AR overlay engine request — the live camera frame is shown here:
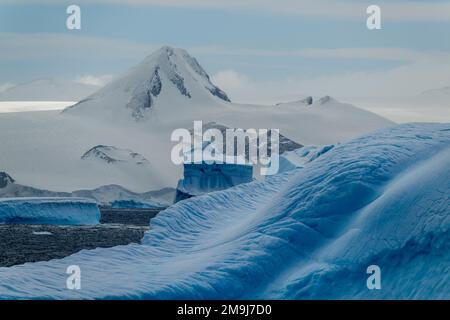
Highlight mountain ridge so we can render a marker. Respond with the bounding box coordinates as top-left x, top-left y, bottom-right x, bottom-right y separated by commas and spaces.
65, 46, 231, 121
0, 78, 100, 101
